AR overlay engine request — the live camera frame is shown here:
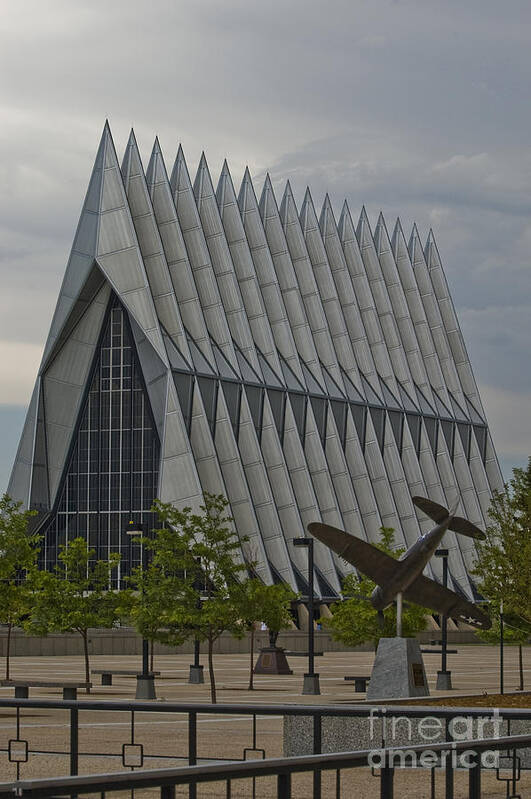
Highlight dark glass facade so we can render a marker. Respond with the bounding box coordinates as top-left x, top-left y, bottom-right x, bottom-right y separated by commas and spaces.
41, 298, 160, 586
